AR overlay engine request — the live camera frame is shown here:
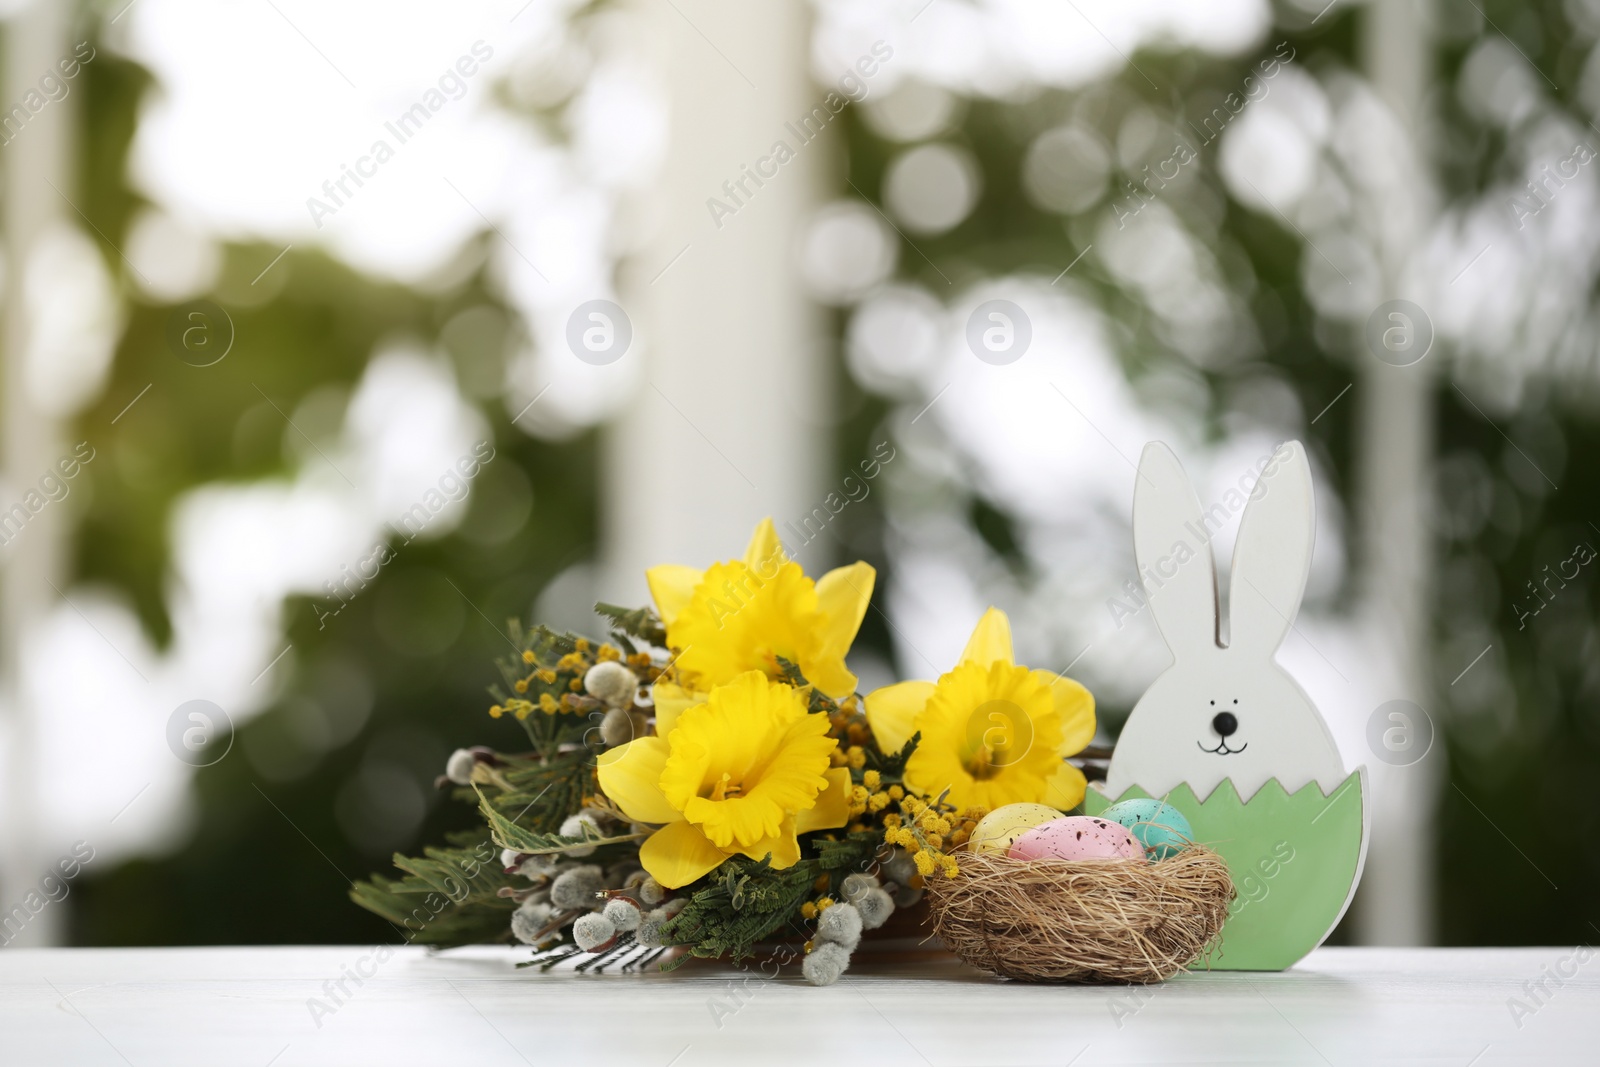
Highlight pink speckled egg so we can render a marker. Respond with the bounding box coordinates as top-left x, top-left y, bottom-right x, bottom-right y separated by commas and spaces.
1008, 816, 1144, 862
